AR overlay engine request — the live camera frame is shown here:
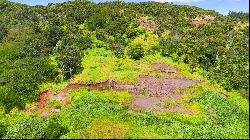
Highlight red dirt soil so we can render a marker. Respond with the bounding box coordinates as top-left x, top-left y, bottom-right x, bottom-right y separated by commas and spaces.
41, 108, 54, 117
191, 15, 215, 25
34, 89, 54, 112
139, 17, 158, 32
56, 83, 84, 105
34, 63, 202, 116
